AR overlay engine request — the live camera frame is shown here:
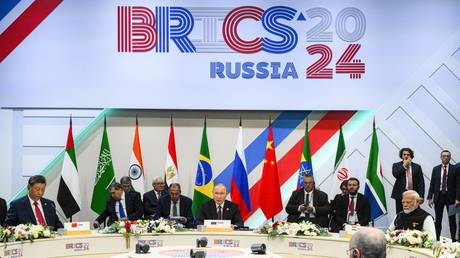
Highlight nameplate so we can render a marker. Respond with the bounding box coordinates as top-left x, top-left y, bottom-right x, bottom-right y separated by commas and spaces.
65, 222, 90, 230
204, 220, 232, 232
